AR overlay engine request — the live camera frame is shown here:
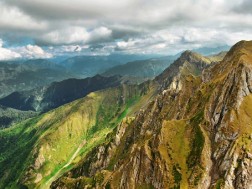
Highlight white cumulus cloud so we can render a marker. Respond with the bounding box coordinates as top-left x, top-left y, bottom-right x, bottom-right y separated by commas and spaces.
0, 39, 21, 60
20, 45, 53, 59
0, 39, 53, 60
